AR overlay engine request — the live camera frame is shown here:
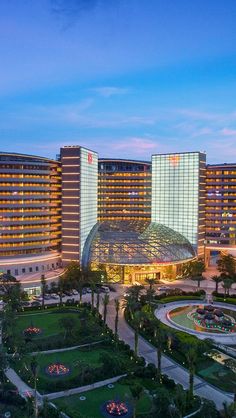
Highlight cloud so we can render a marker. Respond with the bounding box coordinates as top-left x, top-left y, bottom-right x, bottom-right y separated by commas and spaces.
113, 137, 159, 153
90, 86, 129, 98
220, 128, 236, 136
